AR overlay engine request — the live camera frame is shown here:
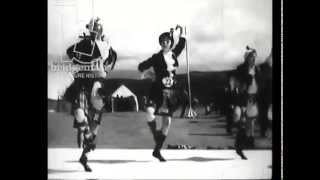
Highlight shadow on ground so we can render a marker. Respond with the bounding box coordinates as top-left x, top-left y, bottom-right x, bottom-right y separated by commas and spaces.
66, 157, 234, 164
48, 169, 82, 174
67, 159, 149, 164
168, 156, 234, 162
